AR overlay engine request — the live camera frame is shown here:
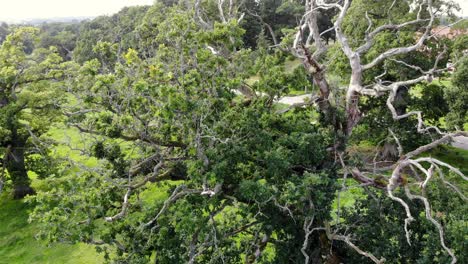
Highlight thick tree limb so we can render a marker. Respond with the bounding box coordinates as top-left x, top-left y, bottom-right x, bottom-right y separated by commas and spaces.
362, 1, 434, 70
71, 123, 186, 148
